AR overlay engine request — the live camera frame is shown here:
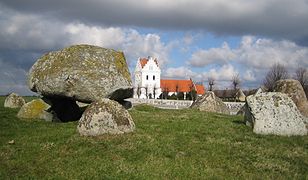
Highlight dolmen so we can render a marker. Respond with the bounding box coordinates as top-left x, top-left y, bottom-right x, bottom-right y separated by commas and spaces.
22, 44, 135, 136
